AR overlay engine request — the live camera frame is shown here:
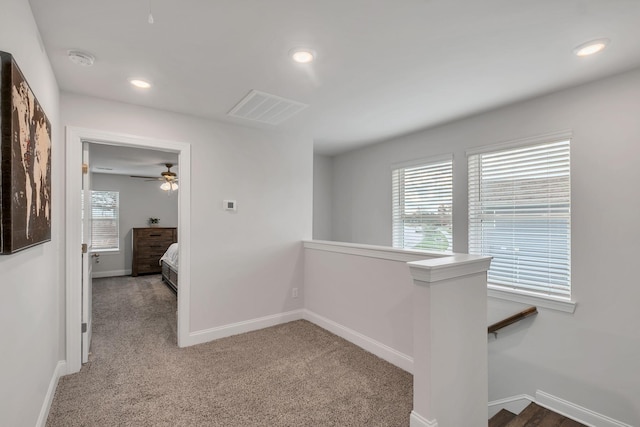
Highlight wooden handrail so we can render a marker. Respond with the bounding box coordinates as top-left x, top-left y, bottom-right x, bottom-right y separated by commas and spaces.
488, 306, 537, 335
